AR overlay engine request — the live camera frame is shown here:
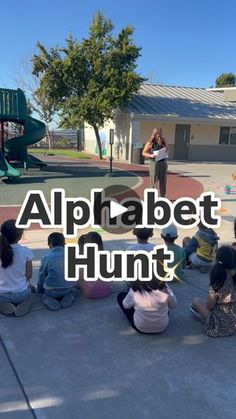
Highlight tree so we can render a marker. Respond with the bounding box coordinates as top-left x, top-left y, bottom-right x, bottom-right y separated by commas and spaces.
215, 72, 236, 87
32, 12, 145, 159
13, 57, 57, 149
